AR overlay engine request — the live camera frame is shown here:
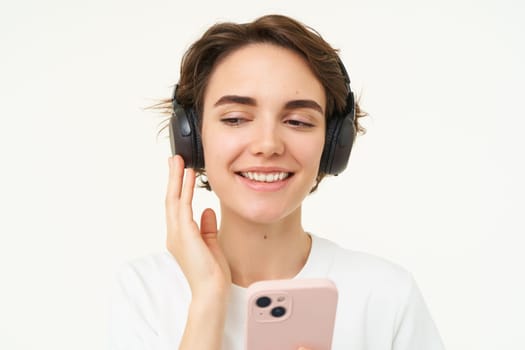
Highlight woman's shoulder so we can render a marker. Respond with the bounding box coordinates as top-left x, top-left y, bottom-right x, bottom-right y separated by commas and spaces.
113, 251, 190, 298
310, 235, 445, 349
116, 251, 178, 277
310, 234, 415, 296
